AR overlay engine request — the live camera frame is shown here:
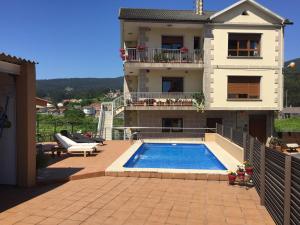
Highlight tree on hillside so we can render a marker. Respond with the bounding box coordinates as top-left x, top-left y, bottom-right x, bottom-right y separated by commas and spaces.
64, 109, 85, 132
